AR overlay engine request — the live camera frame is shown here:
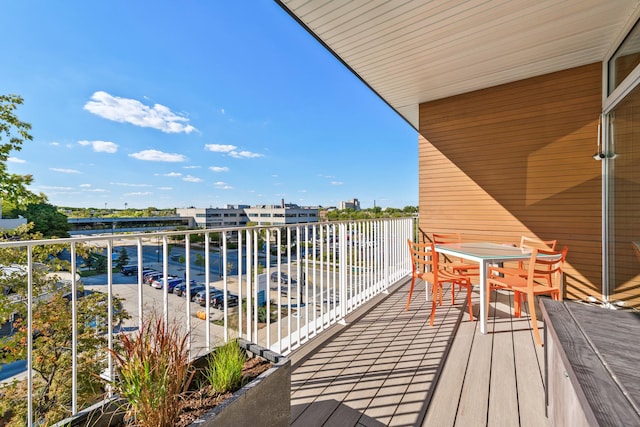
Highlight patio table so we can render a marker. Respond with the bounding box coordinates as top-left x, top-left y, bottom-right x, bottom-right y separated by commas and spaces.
435, 242, 550, 334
